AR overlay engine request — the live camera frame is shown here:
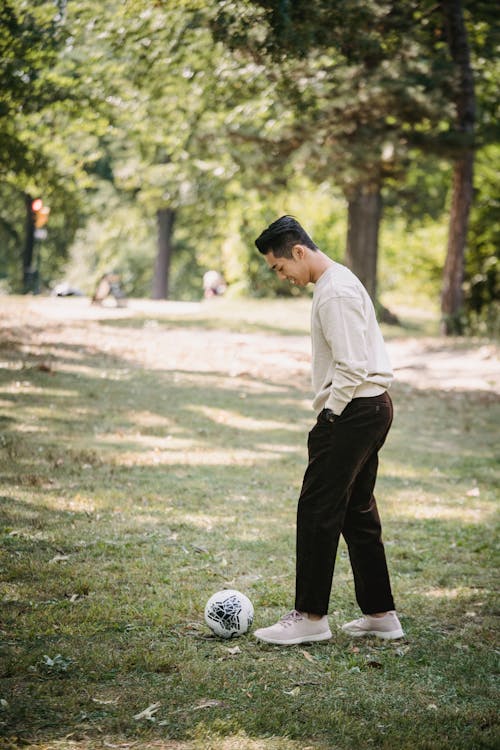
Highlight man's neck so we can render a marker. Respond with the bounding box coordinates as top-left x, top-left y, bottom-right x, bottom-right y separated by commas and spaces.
310, 251, 334, 284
